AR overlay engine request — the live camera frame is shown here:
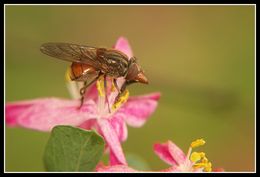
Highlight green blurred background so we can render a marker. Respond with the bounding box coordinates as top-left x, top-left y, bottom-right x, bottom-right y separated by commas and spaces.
5, 5, 255, 172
